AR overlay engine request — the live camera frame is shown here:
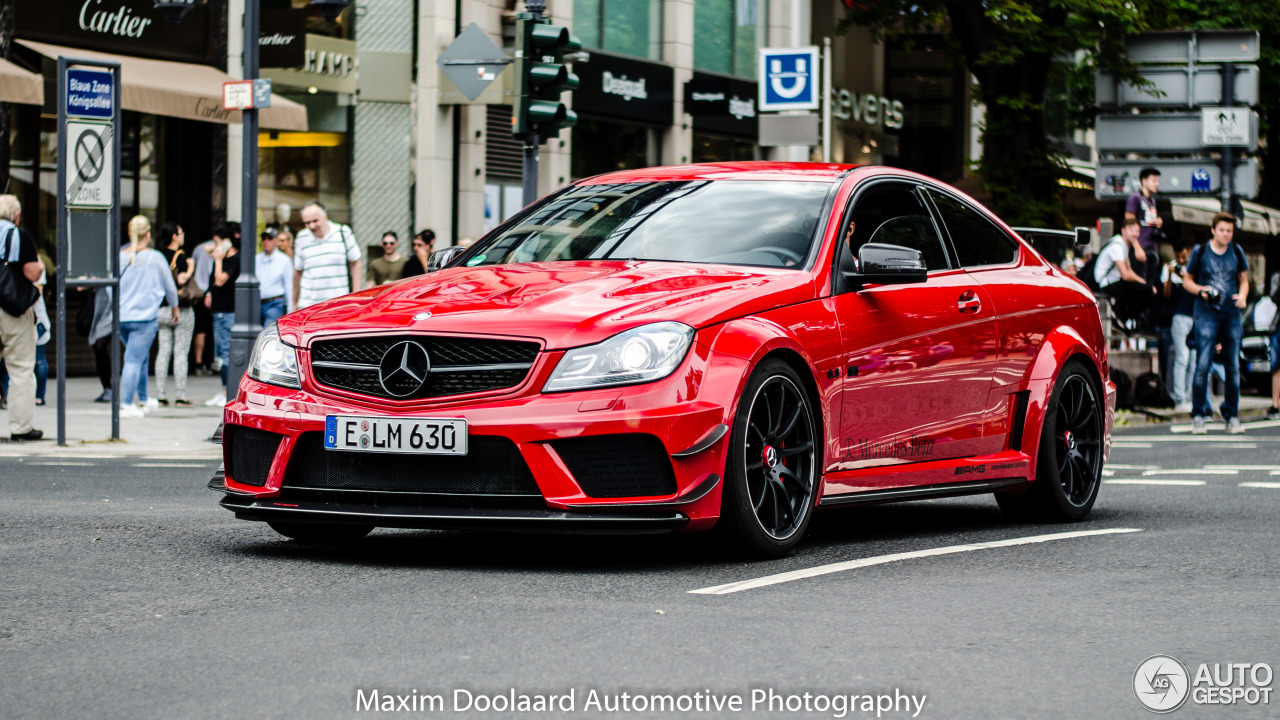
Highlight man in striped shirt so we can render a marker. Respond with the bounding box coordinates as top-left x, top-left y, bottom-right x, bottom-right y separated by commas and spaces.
292, 201, 363, 309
